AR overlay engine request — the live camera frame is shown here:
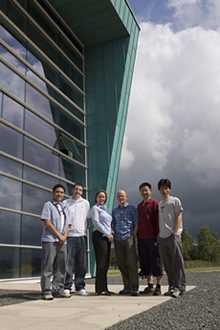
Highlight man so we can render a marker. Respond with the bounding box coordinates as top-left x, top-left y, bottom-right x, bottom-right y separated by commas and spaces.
137, 182, 163, 295
158, 178, 186, 298
64, 183, 90, 295
112, 190, 139, 296
40, 184, 71, 300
